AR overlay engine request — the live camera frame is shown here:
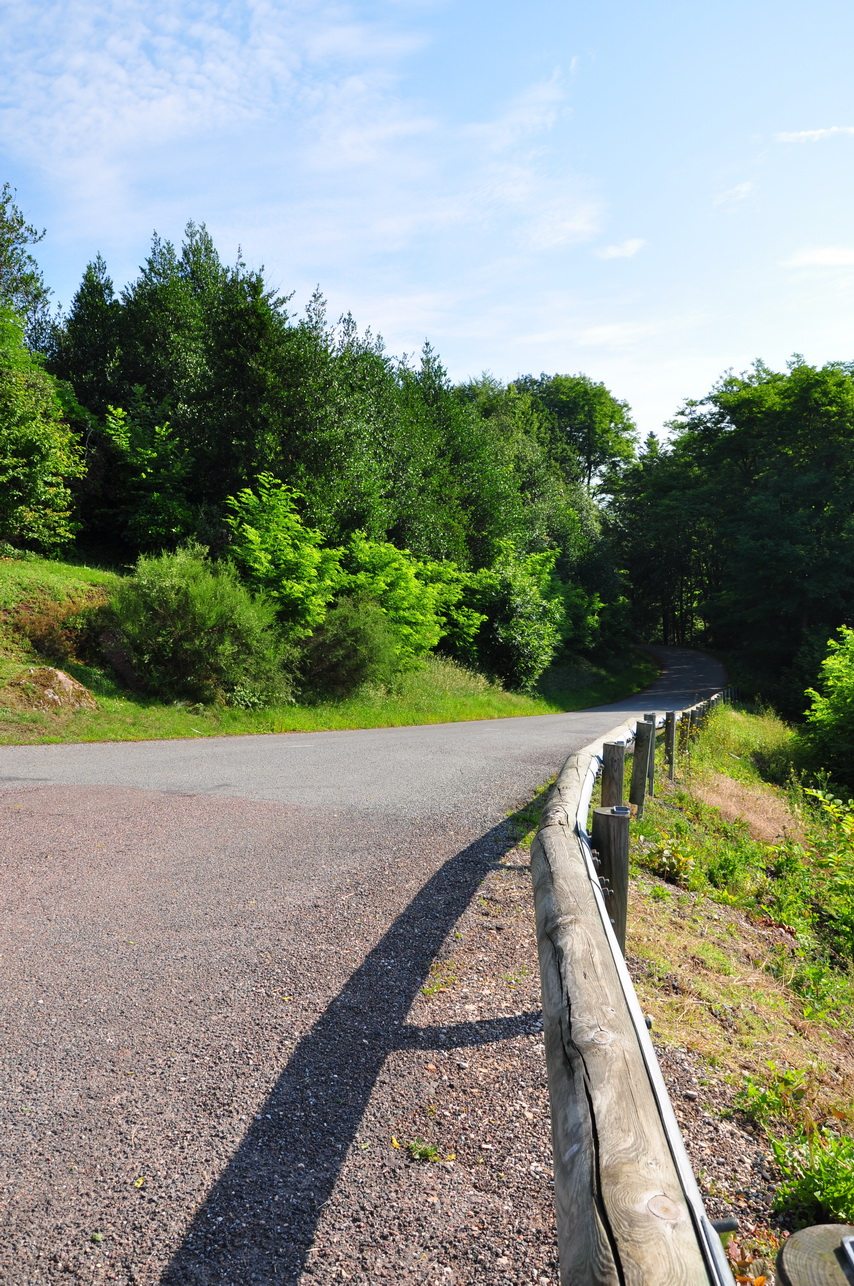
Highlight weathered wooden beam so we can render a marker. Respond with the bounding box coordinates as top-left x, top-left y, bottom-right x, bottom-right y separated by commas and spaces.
665, 711, 677, 782
532, 812, 713, 1285
643, 715, 655, 792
